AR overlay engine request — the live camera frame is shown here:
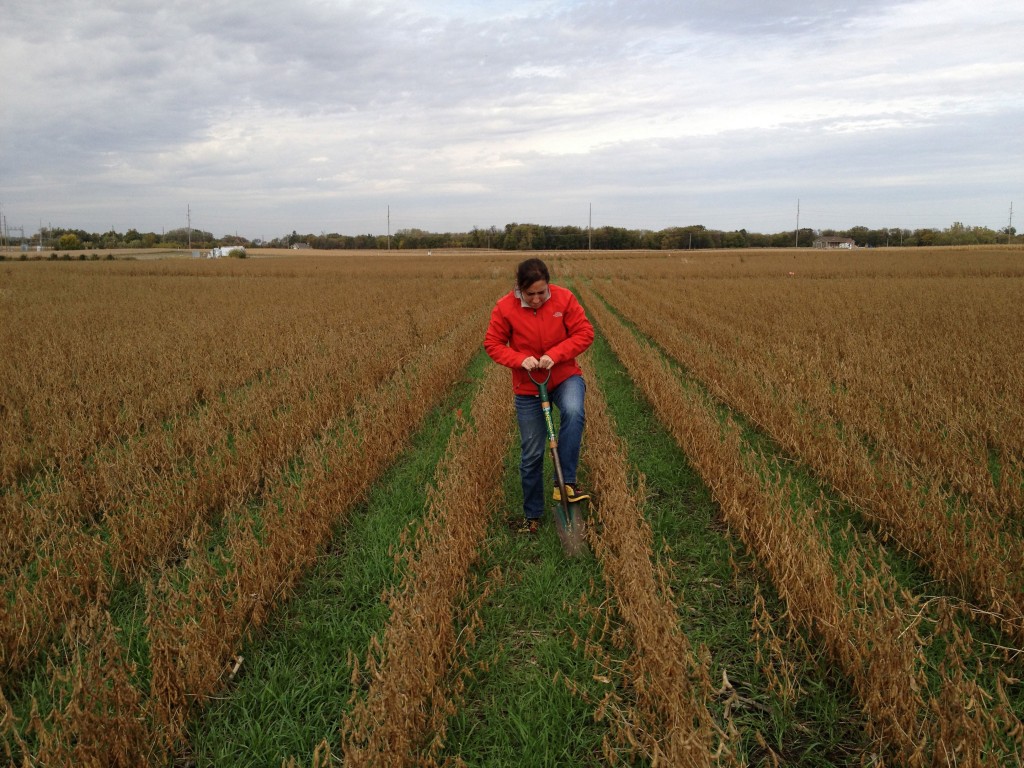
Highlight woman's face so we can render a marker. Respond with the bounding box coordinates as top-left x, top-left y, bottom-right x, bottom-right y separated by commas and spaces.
522, 280, 548, 310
